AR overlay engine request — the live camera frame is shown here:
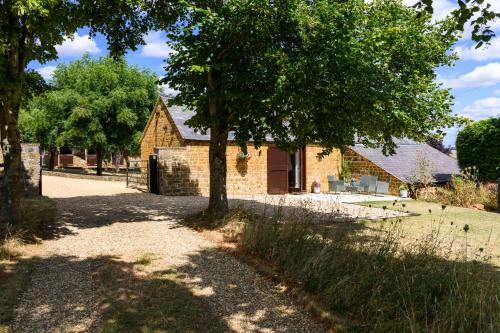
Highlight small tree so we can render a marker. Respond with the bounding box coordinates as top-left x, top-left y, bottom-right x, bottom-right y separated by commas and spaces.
409, 152, 436, 199
456, 118, 500, 180
53, 55, 158, 175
